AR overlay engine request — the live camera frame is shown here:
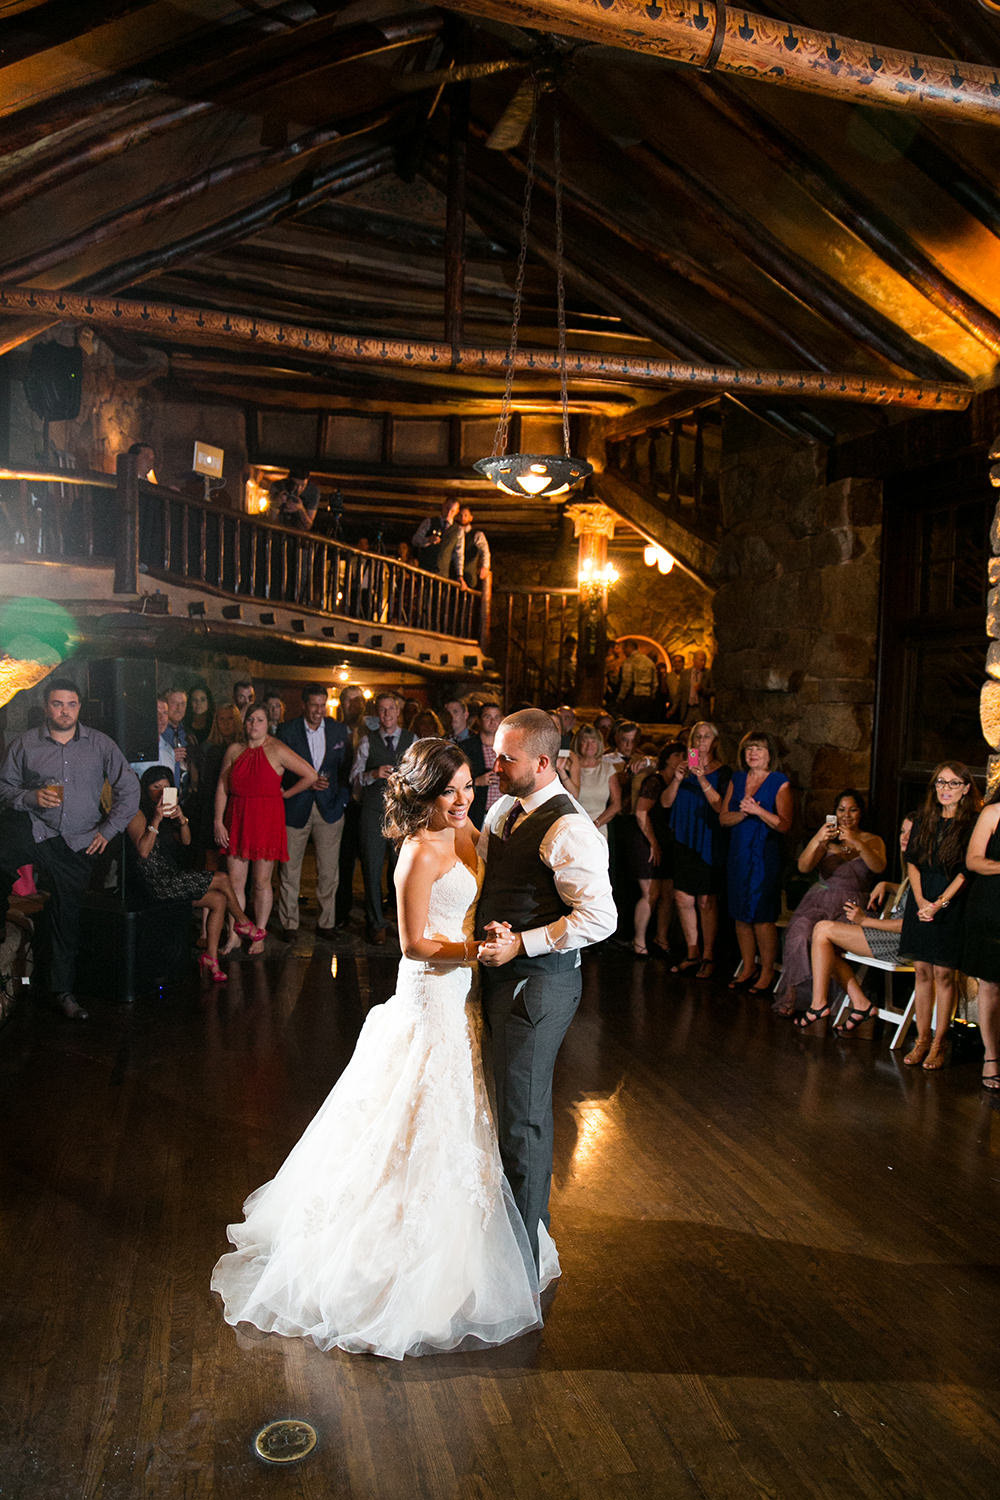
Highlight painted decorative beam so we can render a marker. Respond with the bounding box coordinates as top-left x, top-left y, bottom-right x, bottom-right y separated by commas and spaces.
0, 284, 970, 410
444, 0, 1000, 126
